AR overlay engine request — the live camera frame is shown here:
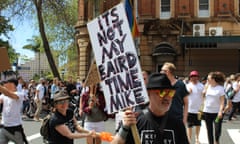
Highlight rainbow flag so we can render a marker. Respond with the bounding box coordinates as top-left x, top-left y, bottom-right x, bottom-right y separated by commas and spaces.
124, 0, 140, 38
